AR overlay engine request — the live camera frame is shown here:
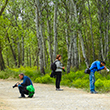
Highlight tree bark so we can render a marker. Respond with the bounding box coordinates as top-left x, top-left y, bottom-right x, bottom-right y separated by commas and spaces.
6, 33, 17, 66
46, 6, 53, 64
35, 0, 45, 74
71, 0, 89, 67
87, 0, 95, 61
0, 0, 8, 16
67, 2, 74, 73
97, 0, 105, 61
53, 0, 58, 61
0, 40, 5, 71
